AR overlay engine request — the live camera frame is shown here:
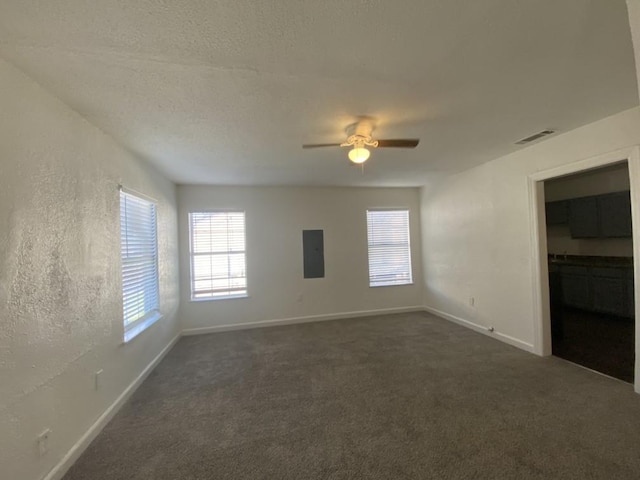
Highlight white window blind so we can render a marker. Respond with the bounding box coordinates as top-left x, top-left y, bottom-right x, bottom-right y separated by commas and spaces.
366, 209, 413, 287
120, 190, 160, 342
189, 211, 247, 300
